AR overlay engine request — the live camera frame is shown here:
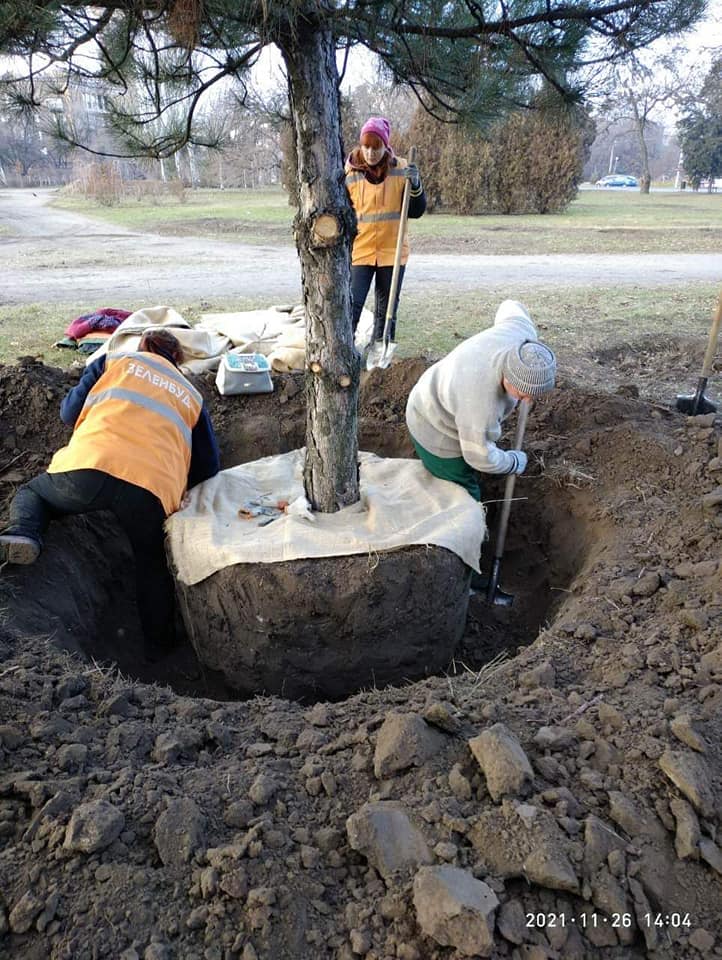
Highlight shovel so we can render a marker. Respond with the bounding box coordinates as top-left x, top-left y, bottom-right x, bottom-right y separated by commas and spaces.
484, 399, 531, 606
676, 291, 722, 415
367, 146, 417, 372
